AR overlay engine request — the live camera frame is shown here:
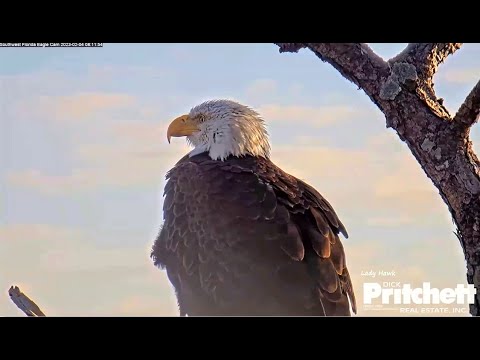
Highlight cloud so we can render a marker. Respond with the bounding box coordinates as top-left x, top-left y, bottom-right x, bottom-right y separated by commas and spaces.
6, 116, 191, 194
110, 121, 168, 147
7, 112, 449, 230
288, 83, 305, 97
245, 79, 278, 100
0, 224, 177, 316
6, 124, 448, 224
271, 144, 368, 182
87, 64, 168, 80
437, 67, 480, 84
7, 169, 93, 194
5, 70, 370, 197
166, 46, 196, 62
7, 144, 188, 194
30, 92, 137, 122
270, 134, 449, 228
113, 295, 177, 316
57, 92, 135, 120
366, 216, 414, 227
4, 65, 178, 130
258, 104, 361, 127
0, 70, 79, 98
